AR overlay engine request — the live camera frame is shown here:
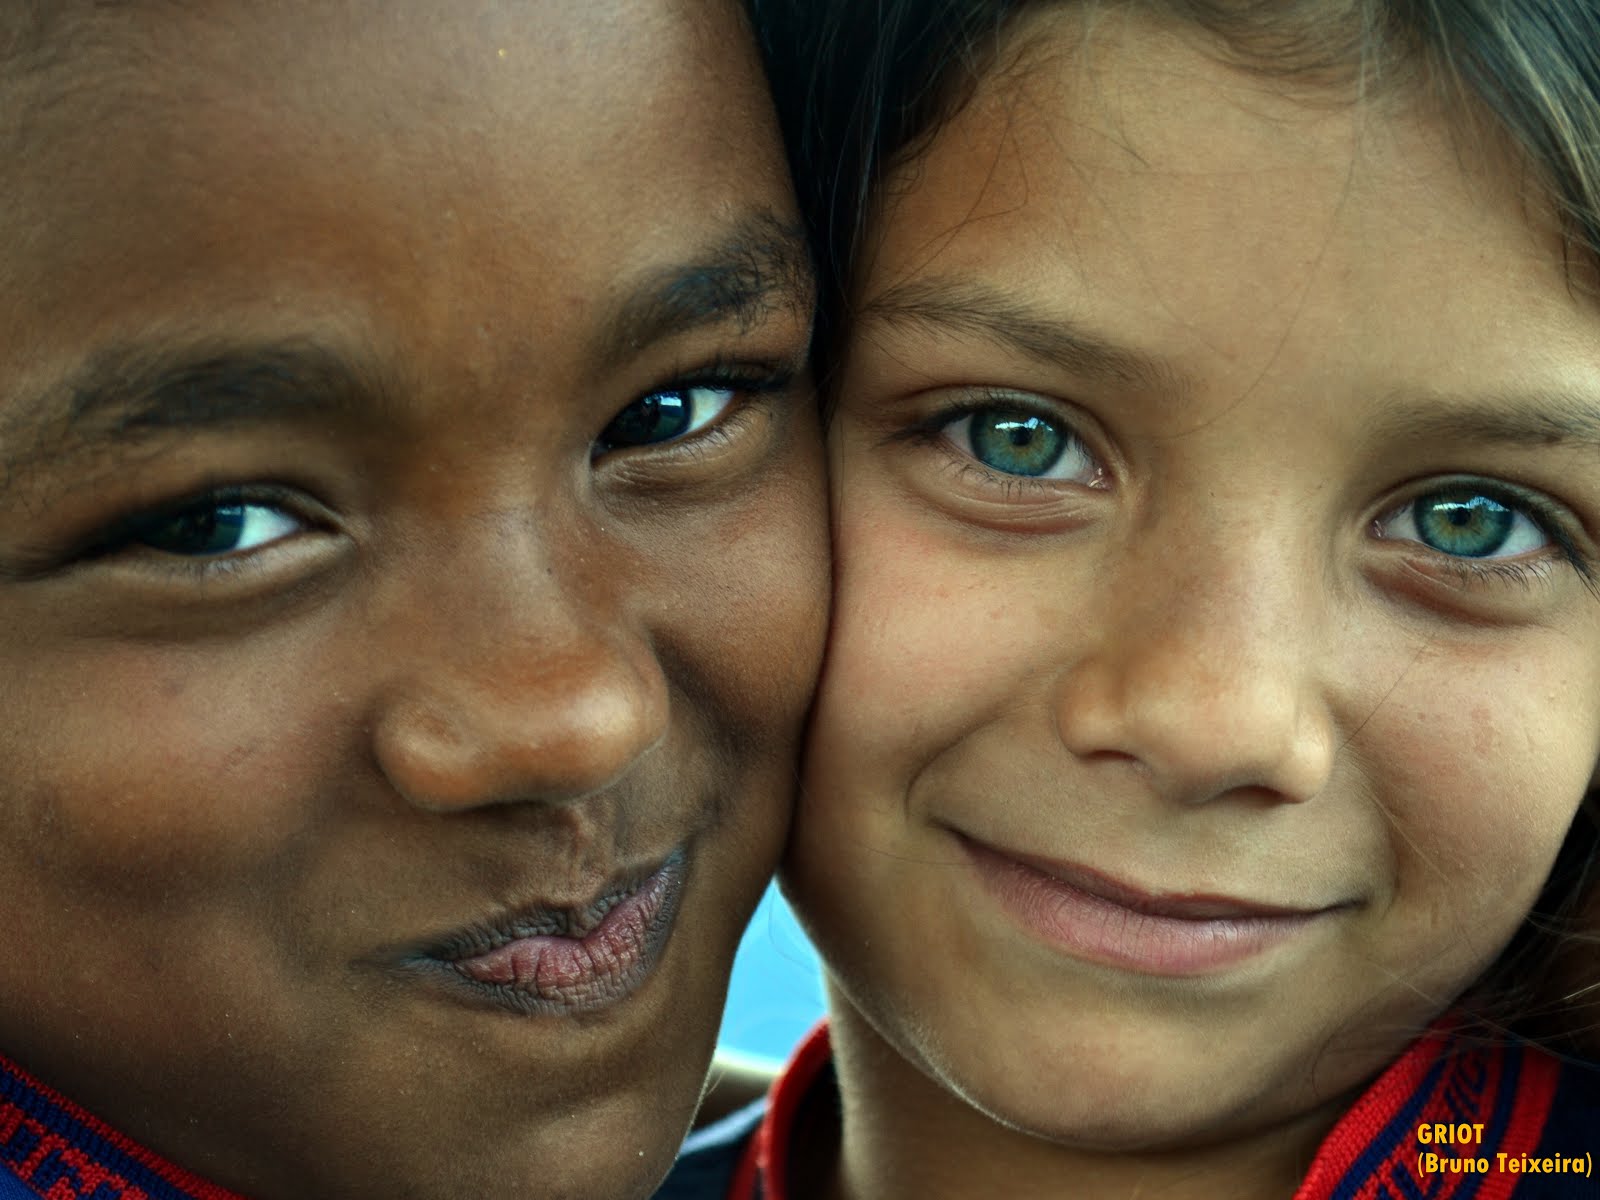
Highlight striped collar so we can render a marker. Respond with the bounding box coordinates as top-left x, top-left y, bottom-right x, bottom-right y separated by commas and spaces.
0, 1050, 247, 1200
731, 1020, 1563, 1200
